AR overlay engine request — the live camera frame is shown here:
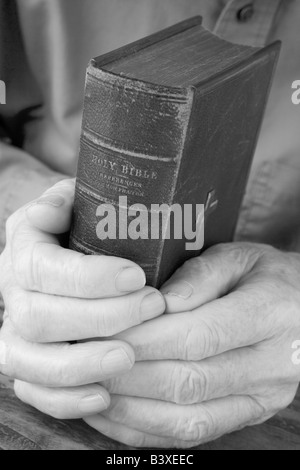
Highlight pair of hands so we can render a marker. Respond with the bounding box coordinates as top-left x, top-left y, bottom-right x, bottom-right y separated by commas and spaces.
0, 179, 299, 448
